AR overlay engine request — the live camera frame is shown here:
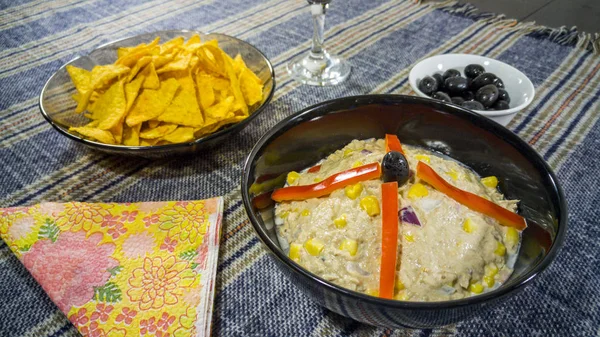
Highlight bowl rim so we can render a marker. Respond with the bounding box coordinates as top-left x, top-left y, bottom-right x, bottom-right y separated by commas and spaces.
408, 53, 535, 116
242, 94, 567, 310
38, 29, 275, 153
